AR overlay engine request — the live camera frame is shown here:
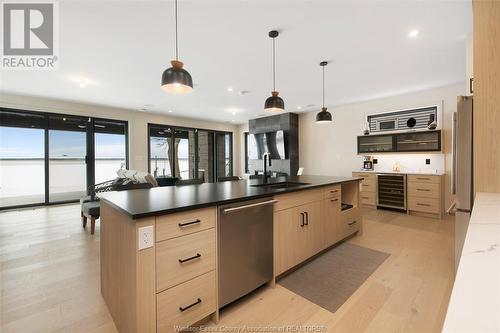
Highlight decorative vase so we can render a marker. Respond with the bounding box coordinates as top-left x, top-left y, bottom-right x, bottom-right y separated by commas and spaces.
427, 114, 437, 130
363, 122, 370, 135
